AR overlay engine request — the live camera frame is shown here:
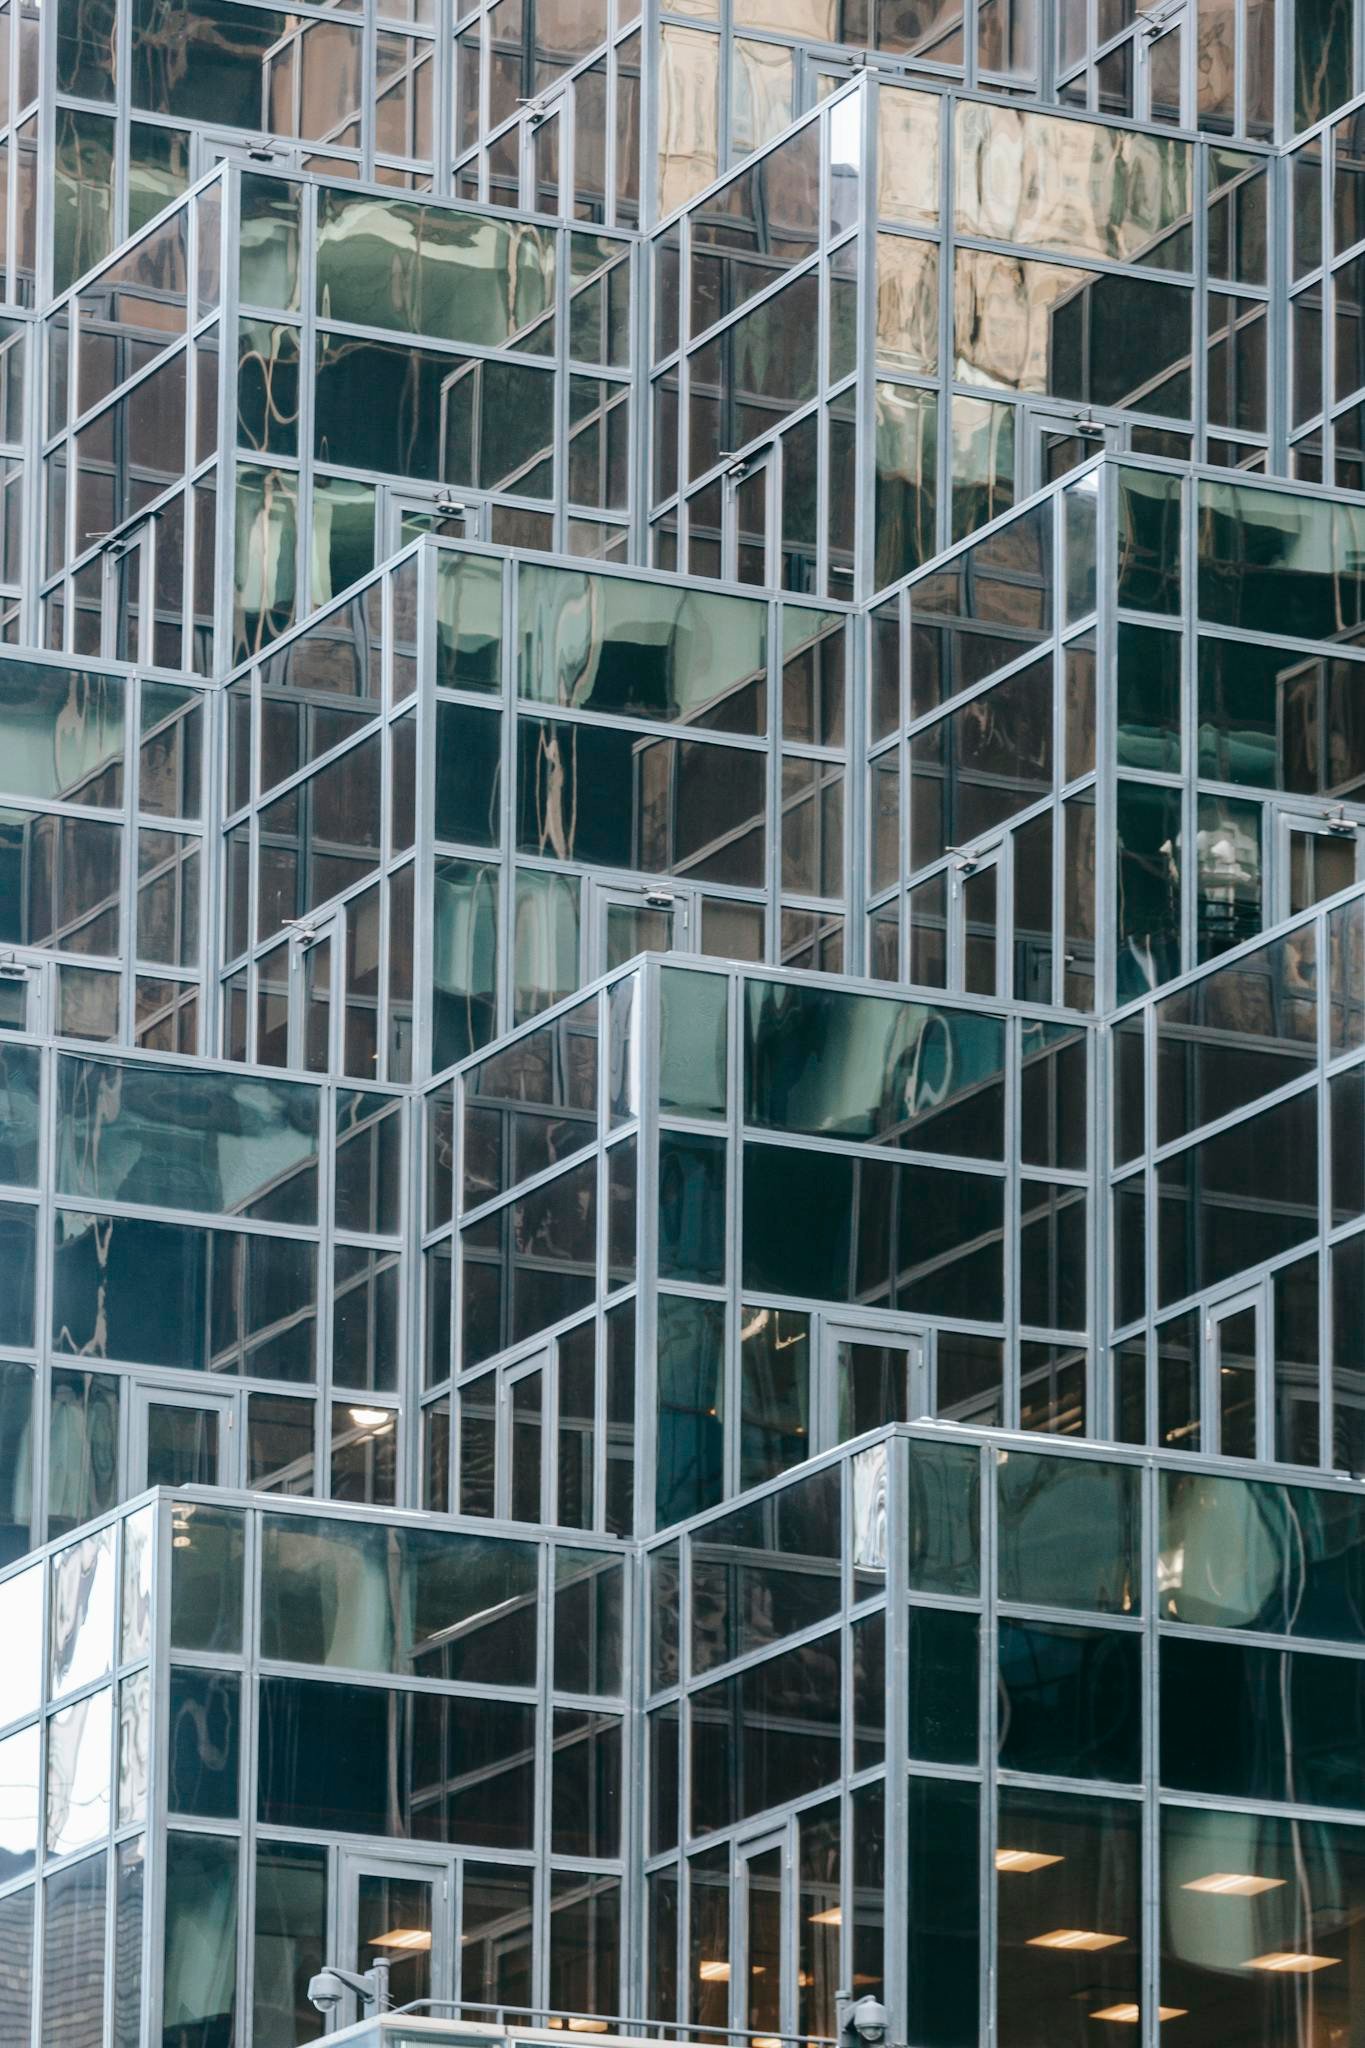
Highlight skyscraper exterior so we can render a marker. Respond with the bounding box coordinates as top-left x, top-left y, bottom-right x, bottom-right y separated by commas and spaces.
3, 0, 1365, 2042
